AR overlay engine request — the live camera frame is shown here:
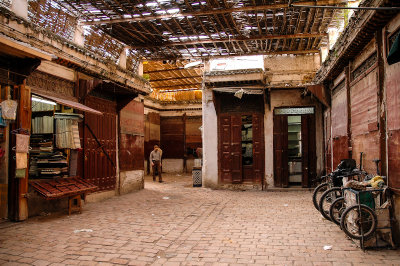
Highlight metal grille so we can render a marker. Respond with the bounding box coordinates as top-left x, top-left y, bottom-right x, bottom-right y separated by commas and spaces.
274, 107, 314, 115
0, 0, 12, 8
351, 53, 377, 81
192, 168, 202, 187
